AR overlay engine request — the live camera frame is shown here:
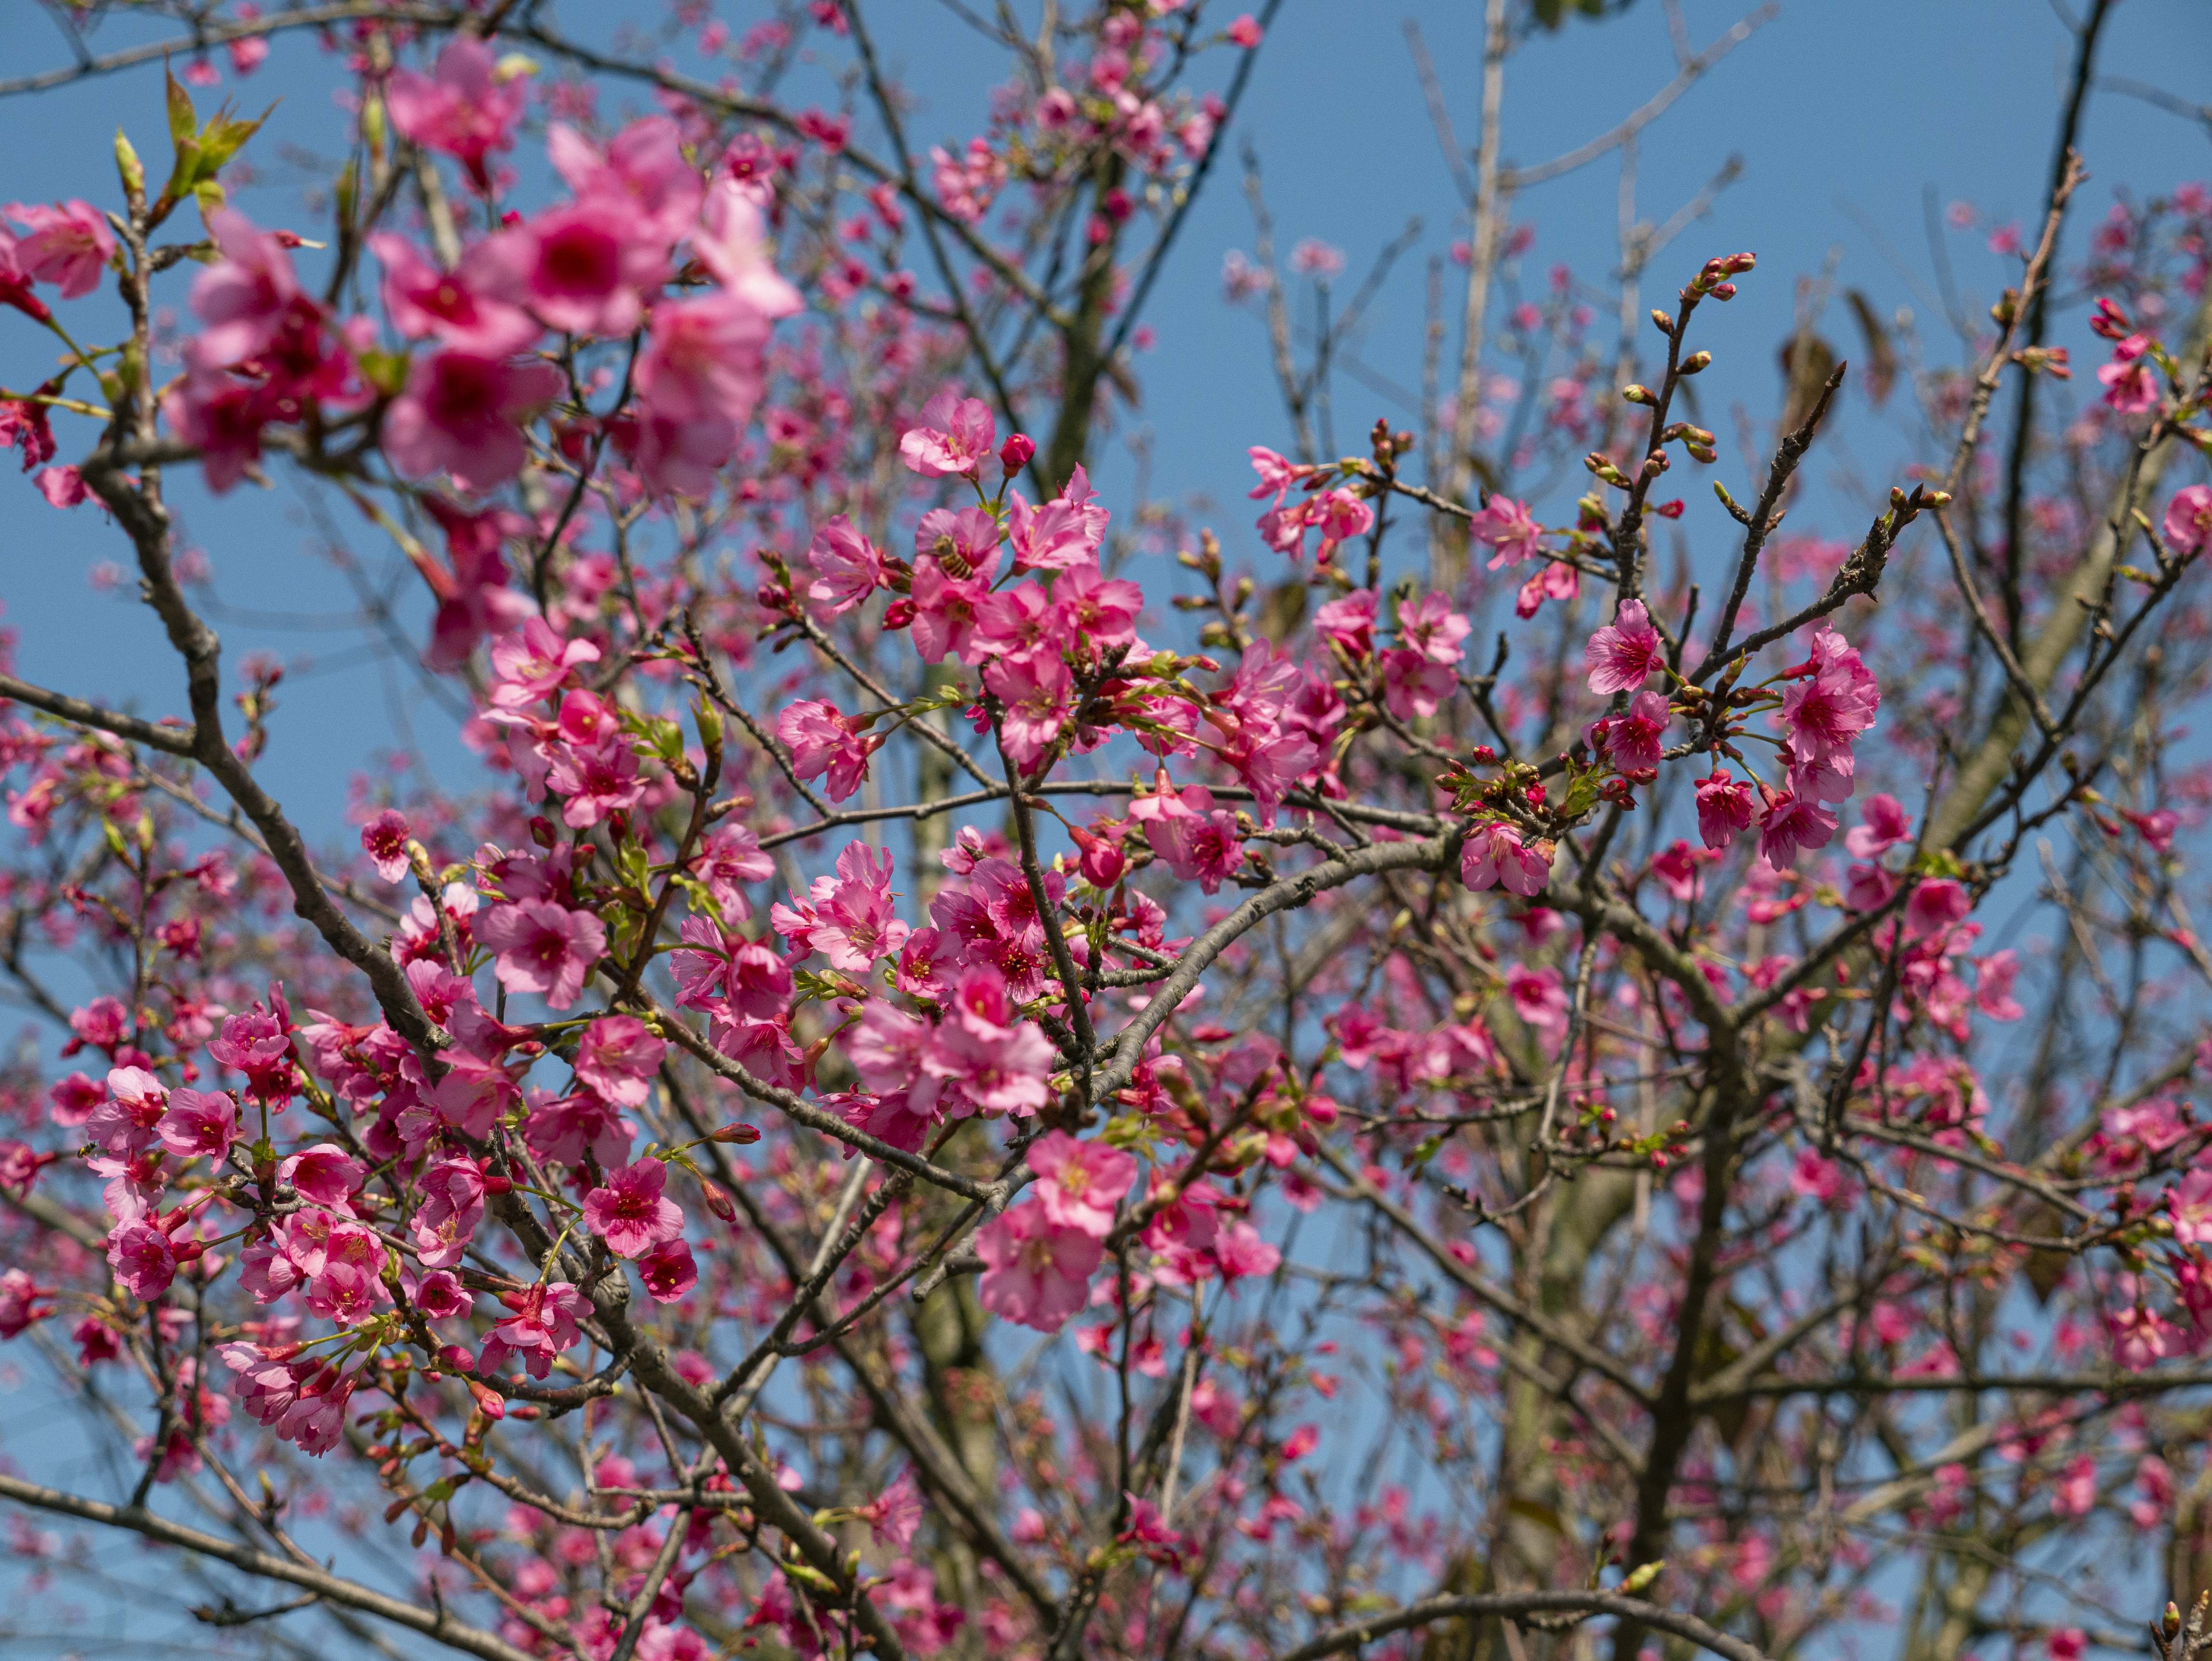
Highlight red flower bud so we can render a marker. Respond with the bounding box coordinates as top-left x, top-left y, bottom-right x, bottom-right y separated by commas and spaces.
1000, 433, 1035, 475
